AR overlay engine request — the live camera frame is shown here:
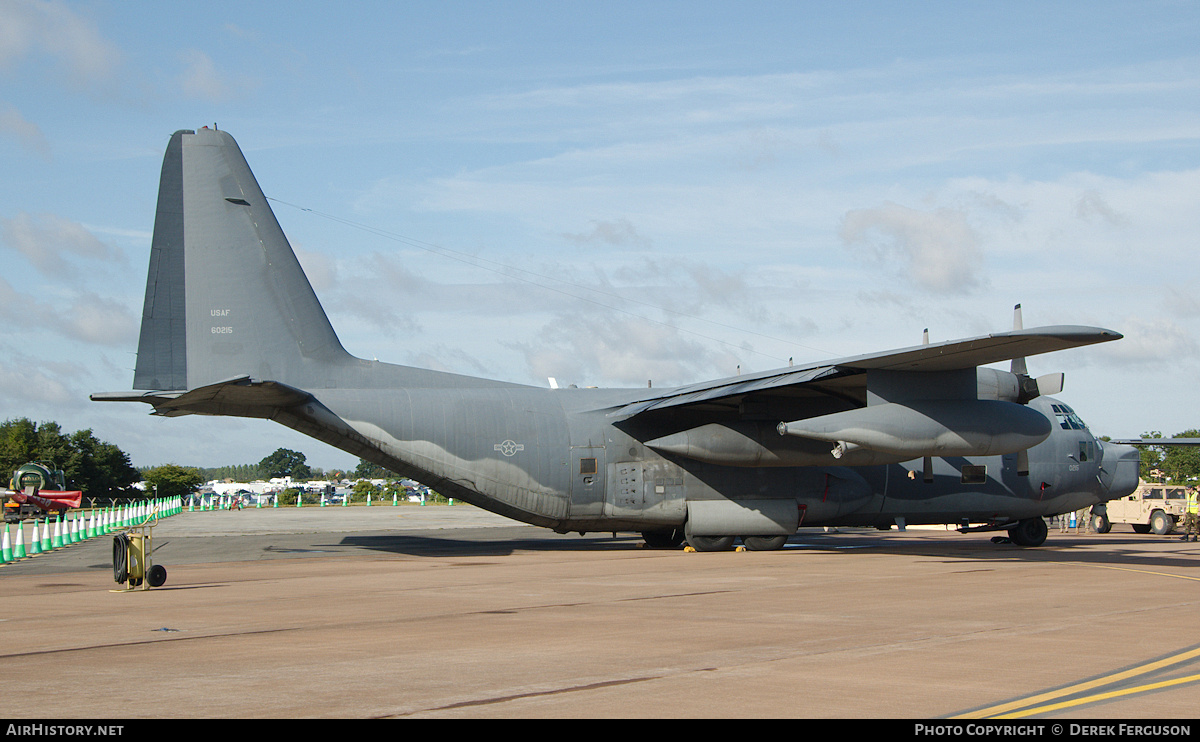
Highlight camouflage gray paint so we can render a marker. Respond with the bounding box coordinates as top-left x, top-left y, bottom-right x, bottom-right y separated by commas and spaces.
93, 128, 1141, 549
